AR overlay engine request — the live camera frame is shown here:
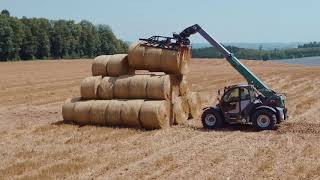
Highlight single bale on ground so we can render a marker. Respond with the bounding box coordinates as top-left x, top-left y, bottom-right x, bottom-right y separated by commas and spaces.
128, 75, 149, 98
105, 100, 124, 126
173, 96, 189, 125
80, 76, 102, 100
128, 42, 145, 69
90, 100, 110, 126
186, 92, 201, 119
114, 76, 131, 98
146, 75, 171, 100
92, 55, 110, 76
98, 76, 117, 99
62, 97, 81, 122
121, 100, 144, 128
140, 100, 170, 130
73, 100, 93, 125
107, 54, 133, 77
